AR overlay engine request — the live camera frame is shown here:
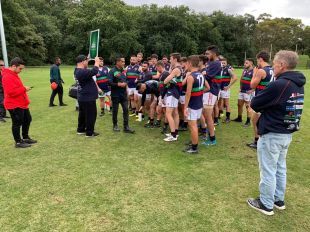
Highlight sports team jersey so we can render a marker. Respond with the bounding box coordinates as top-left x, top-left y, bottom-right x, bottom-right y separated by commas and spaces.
166, 66, 181, 99
149, 65, 158, 77
180, 68, 187, 96
174, 66, 183, 95
159, 71, 169, 98
240, 68, 254, 93
138, 71, 153, 83
126, 64, 140, 88
189, 71, 204, 110
255, 66, 273, 95
96, 66, 110, 92
141, 80, 160, 106
164, 63, 171, 72
220, 66, 232, 90
205, 60, 222, 96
